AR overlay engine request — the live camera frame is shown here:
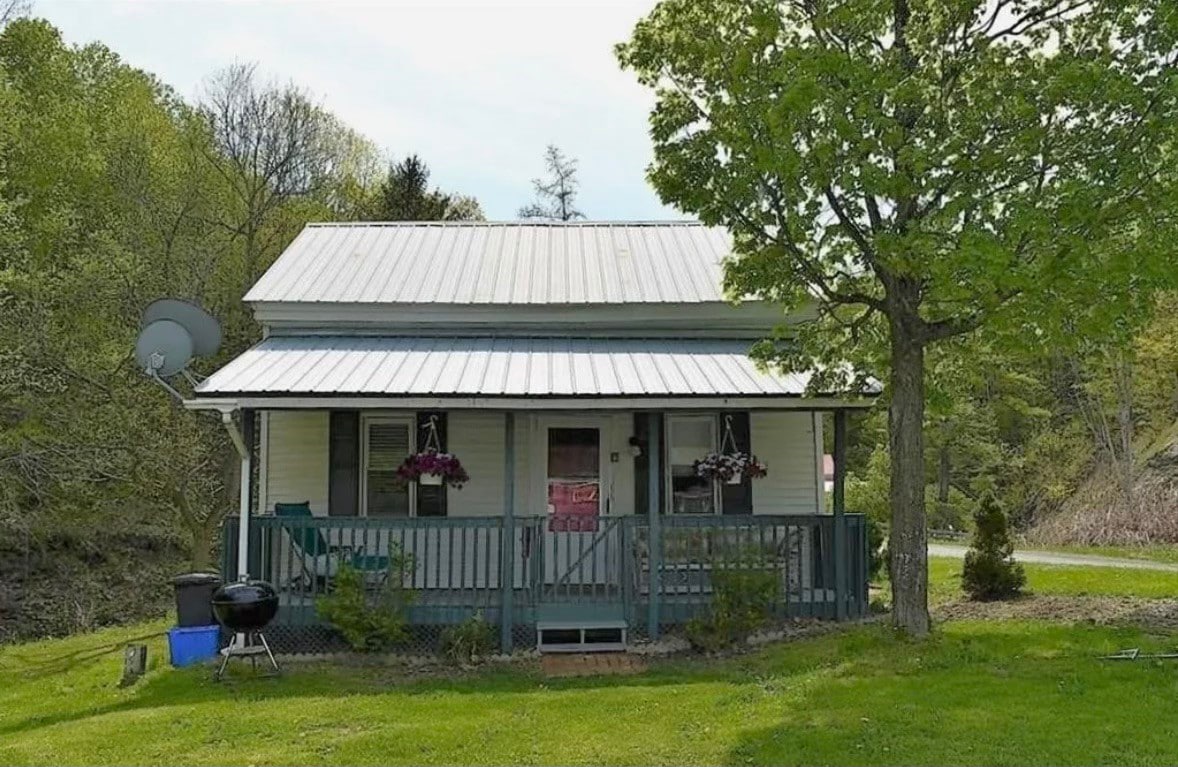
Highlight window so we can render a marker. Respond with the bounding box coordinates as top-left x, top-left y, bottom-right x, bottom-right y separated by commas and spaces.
362, 416, 413, 517
666, 414, 717, 514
